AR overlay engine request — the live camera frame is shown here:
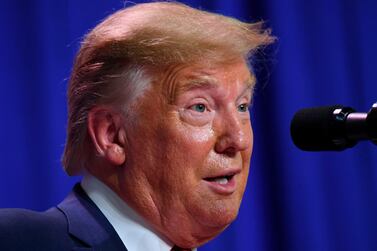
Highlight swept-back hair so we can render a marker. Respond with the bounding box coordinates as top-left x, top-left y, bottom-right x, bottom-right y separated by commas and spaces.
63, 1, 274, 175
